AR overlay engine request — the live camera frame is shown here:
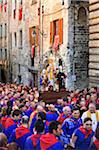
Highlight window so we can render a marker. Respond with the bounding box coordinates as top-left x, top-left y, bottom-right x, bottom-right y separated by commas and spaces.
18, 64, 20, 73
13, 10, 16, 19
19, 30, 22, 47
19, 6, 22, 20
15, 0, 17, 8
14, 32, 17, 46
13, 0, 17, 19
0, 49, 2, 59
0, 25, 3, 38
5, 23, 7, 37
31, 58, 34, 66
50, 18, 63, 45
18, 64, 22, 83
10, 33, 12, 49
29, 26, 39, 46
5, 49, 7, 59
20, 0, 22, 5
78, 7, 87, 25
18, 75, 22, 84
4, 0, 7, 12
19, 0, 23, 21
53, 20, 59, 36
